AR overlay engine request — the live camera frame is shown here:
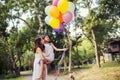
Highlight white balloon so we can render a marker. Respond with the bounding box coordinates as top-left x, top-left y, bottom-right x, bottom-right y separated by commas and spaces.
68, 2, 75, 12
45, 16, 51, 25
45, 6, 51, 15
